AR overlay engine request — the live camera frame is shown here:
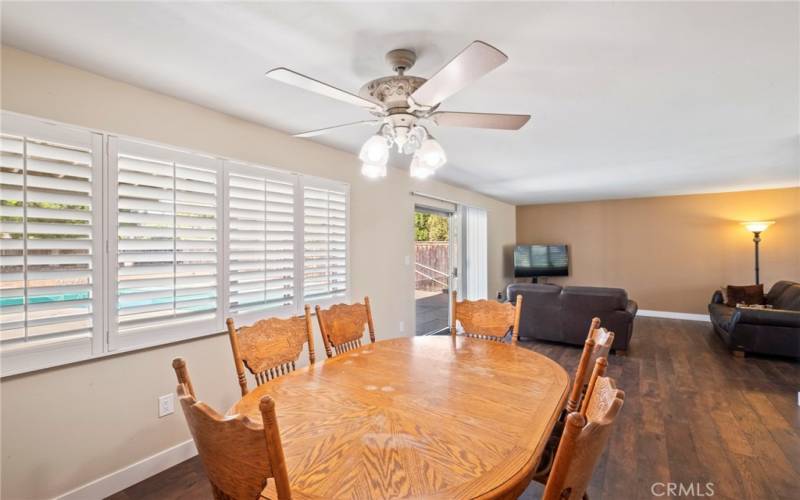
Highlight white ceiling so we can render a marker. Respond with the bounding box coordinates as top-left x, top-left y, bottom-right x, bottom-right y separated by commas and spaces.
2, 1, 798, 204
